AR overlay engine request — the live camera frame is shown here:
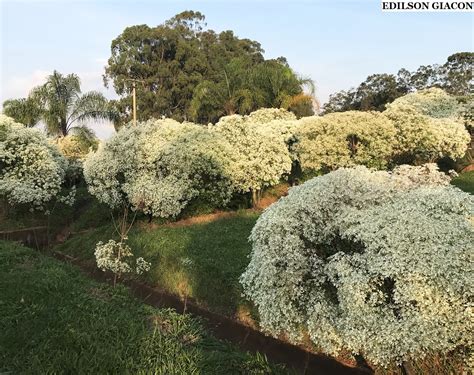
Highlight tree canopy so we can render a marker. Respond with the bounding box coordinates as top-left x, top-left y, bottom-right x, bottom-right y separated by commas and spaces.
104, 11, 314, 126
